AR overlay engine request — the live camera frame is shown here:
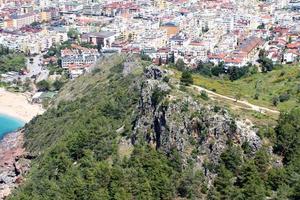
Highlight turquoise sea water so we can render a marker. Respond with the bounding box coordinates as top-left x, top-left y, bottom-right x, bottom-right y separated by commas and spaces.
0, 114, 24, 140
